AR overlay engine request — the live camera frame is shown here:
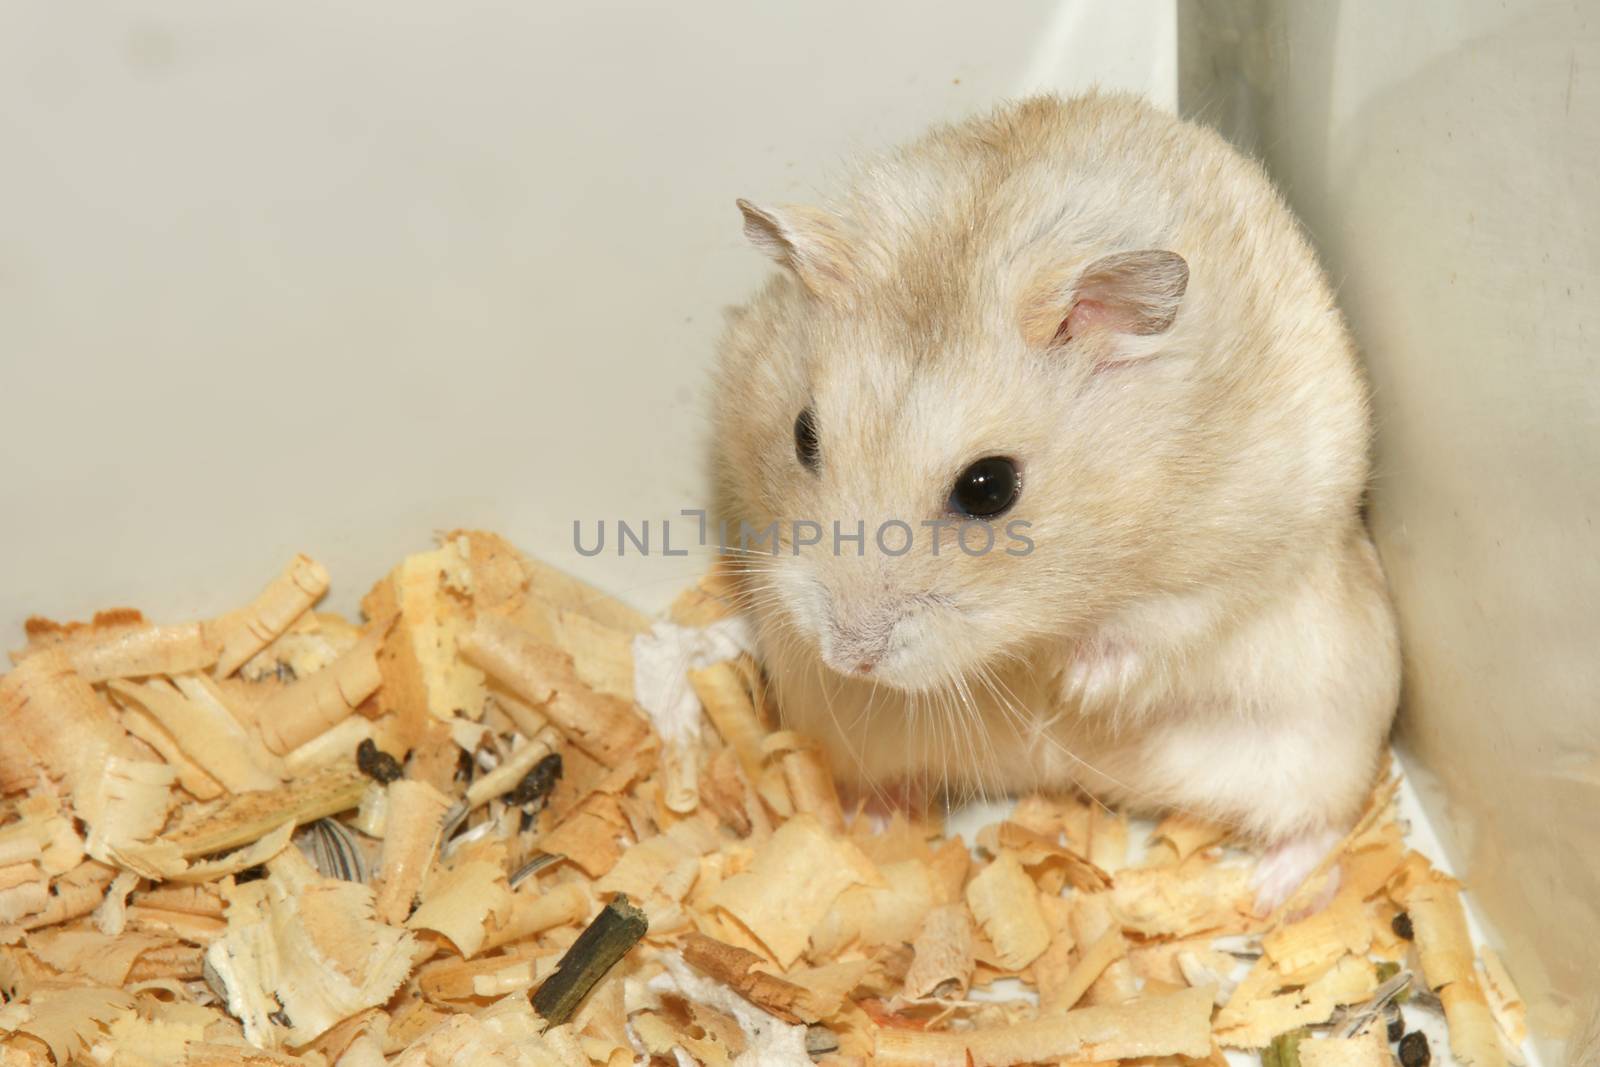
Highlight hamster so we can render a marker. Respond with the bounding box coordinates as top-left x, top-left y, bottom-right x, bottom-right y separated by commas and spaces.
709, 93, 1401, 909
